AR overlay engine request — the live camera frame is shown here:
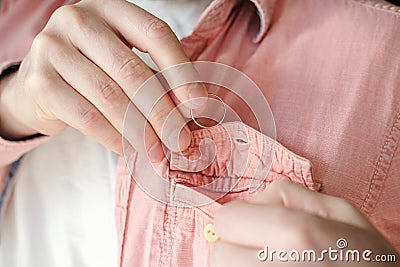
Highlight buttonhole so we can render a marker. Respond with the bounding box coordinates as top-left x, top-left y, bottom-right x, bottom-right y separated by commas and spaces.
233, 137, 249, 145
